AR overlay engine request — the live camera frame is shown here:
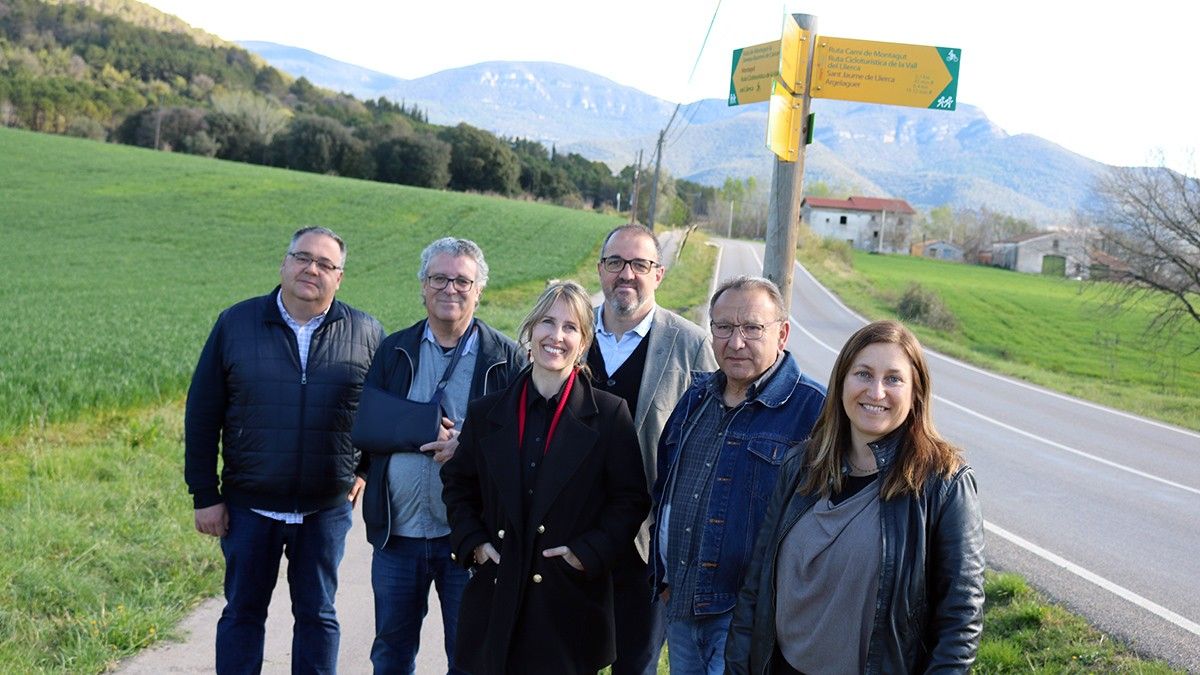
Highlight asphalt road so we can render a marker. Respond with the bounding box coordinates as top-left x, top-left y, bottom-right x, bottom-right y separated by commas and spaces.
713, 237, 1200, 671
